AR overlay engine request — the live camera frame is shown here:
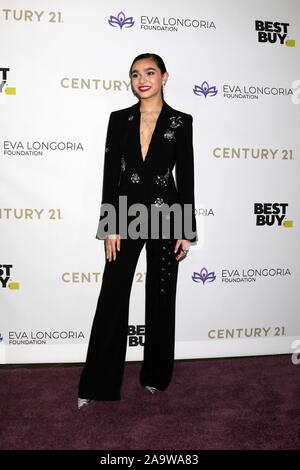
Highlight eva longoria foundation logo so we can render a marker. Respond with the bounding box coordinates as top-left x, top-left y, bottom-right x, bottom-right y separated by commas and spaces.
192, 268, 217, 284
221, 267, 291, 283
193, 80, 293, 100
108, 11, 134, 29
223, 84, 293, 100
192, 266, 291, 284
8, 331, 85, 345
107, 11, 216, 32
193, 81, 218, 98
2, 140, 84, 157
